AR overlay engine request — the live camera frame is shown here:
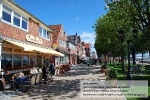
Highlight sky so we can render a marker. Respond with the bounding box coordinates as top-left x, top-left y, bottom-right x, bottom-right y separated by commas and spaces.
13, 0, 107, 53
